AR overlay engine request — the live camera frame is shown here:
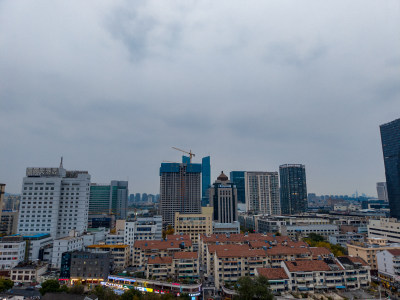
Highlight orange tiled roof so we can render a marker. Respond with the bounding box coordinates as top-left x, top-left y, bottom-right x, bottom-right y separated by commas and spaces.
284, 260, 331, 272
134, 239, 192, 250
310, 247, 332, 257
257, 267, 289, 280
266, 246, 311, 256
166, 234, 192, 241
207, 244, 250, 254
343, 256, 369, 266
216, 248, 267, 258
387, 249, 400, 256
148, 256, 173, 265
173, 252, 198, 259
